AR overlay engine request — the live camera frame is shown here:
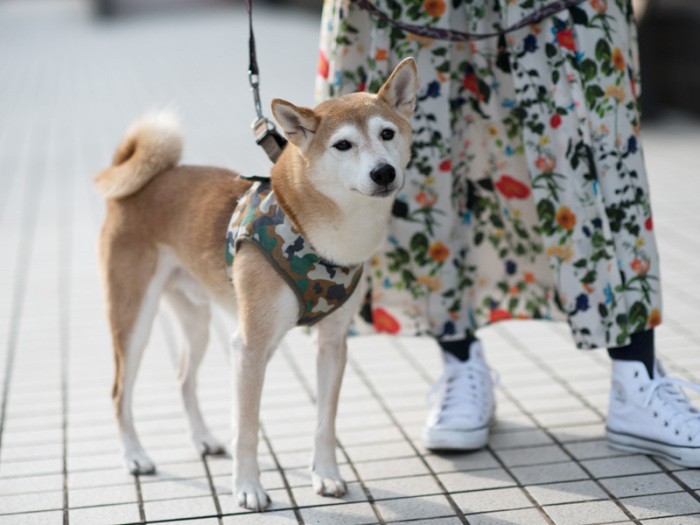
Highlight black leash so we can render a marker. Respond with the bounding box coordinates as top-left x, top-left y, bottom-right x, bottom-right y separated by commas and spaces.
349, 0, 587, 42
245, 0, 288, 164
